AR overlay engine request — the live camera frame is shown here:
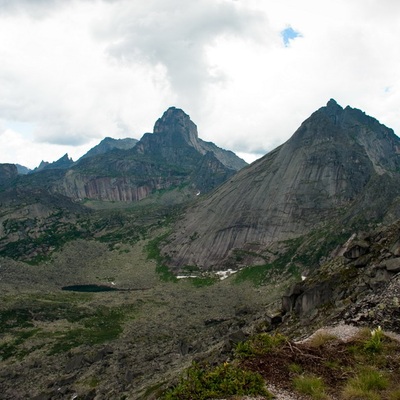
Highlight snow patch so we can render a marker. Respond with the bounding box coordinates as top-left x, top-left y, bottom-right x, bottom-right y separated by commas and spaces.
176, 269, 239, 281
215, 269, 238, 280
